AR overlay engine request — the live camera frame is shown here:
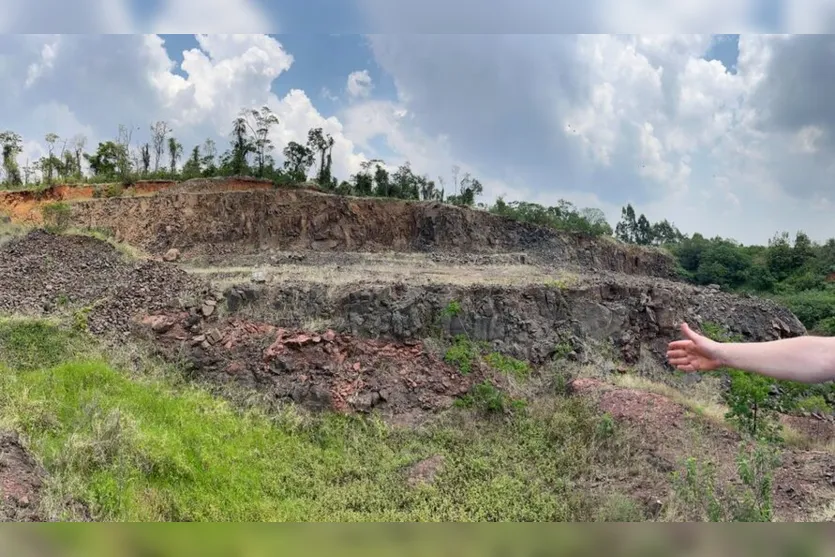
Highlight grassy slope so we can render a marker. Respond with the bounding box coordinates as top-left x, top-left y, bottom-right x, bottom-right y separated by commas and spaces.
0, 318, 638, 522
